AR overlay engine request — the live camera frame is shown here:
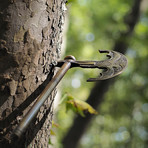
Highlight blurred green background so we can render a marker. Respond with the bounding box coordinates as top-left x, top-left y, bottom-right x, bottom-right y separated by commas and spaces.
52, 0, 148, 148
